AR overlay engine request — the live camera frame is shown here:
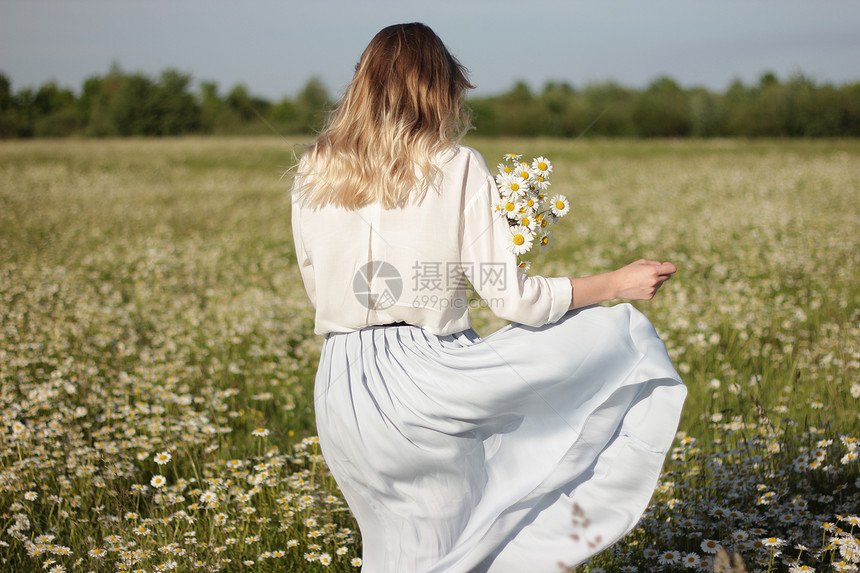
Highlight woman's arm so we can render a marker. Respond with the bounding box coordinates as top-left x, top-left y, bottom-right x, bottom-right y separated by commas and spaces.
569, 259, 677, 310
